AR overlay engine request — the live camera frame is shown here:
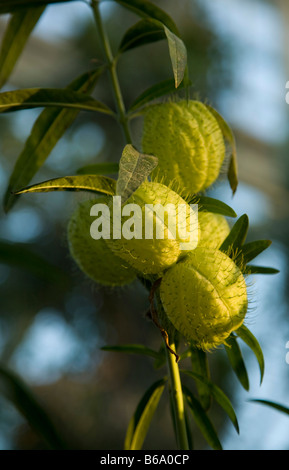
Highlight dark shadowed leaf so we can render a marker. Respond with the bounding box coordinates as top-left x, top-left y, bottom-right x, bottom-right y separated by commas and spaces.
250, 399, 289, 416
0, 7, 45, 89
0, 0, 76, 13
119, 18, 165, 53
101, 344, 160, 360
189, 195, 237, 218
129, 78, 190, 113
116, 144, 158, 203
13, 175, 116, 196
244, 265, 279, 275
77, 162, 119, 175
0, 239, 68, 284
0, 364, 65, 449
190, 348, 211, 411
119, 17, 187, 88
182, 370, 239, 433
4, 68, 104, 212
236, 240, 272, 266
111, 0, 179, 35
124, 378, 167, 450
225, 335, 249, 391
206, 104, 238, 194
220, 214, 249, 254
236, 325, 264, 384
183, 386, 222, 450
0, 88, 114, 114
